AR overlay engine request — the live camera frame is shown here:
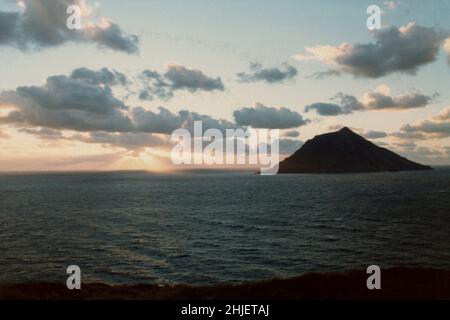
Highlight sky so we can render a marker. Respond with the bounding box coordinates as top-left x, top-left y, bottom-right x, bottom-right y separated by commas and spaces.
0, 0, 449, 171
